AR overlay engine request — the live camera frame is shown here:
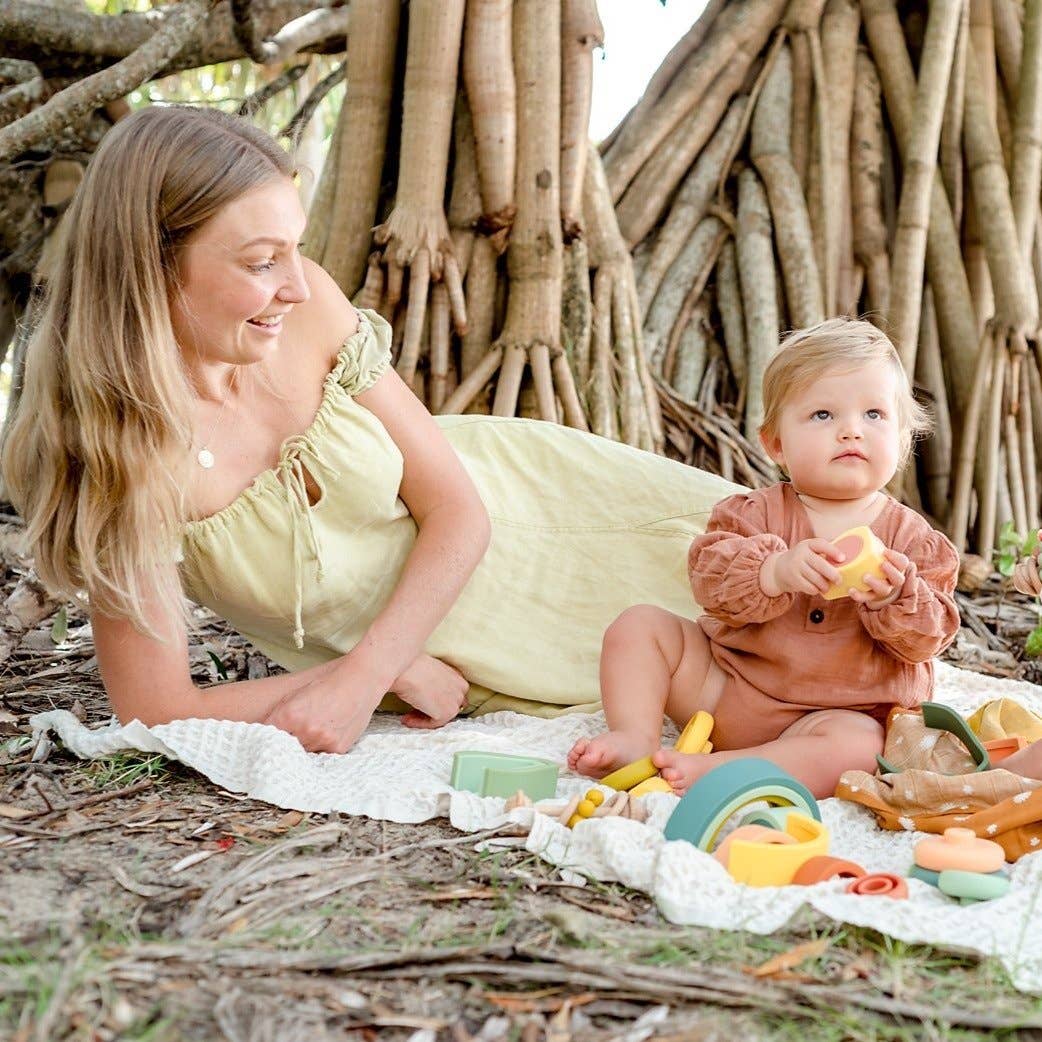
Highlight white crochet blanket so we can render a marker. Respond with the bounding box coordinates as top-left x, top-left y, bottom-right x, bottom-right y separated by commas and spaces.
30, 660, 1042, 993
